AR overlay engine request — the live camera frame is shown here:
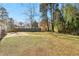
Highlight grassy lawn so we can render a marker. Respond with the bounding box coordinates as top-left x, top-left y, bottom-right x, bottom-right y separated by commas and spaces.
0, 32, 79, 55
